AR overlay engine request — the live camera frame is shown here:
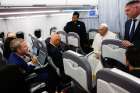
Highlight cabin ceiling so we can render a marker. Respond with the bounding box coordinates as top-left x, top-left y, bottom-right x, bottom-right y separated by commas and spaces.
0, 5, 95, 18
